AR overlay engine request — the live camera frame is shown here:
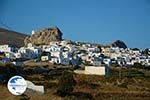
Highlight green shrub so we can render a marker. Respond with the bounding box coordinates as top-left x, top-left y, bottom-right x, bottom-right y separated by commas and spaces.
63, 92, 93, 100
132, 63, 145, 69
118, 82, 128, 88
57, 70, 76, 97
1, 63, 21, 82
